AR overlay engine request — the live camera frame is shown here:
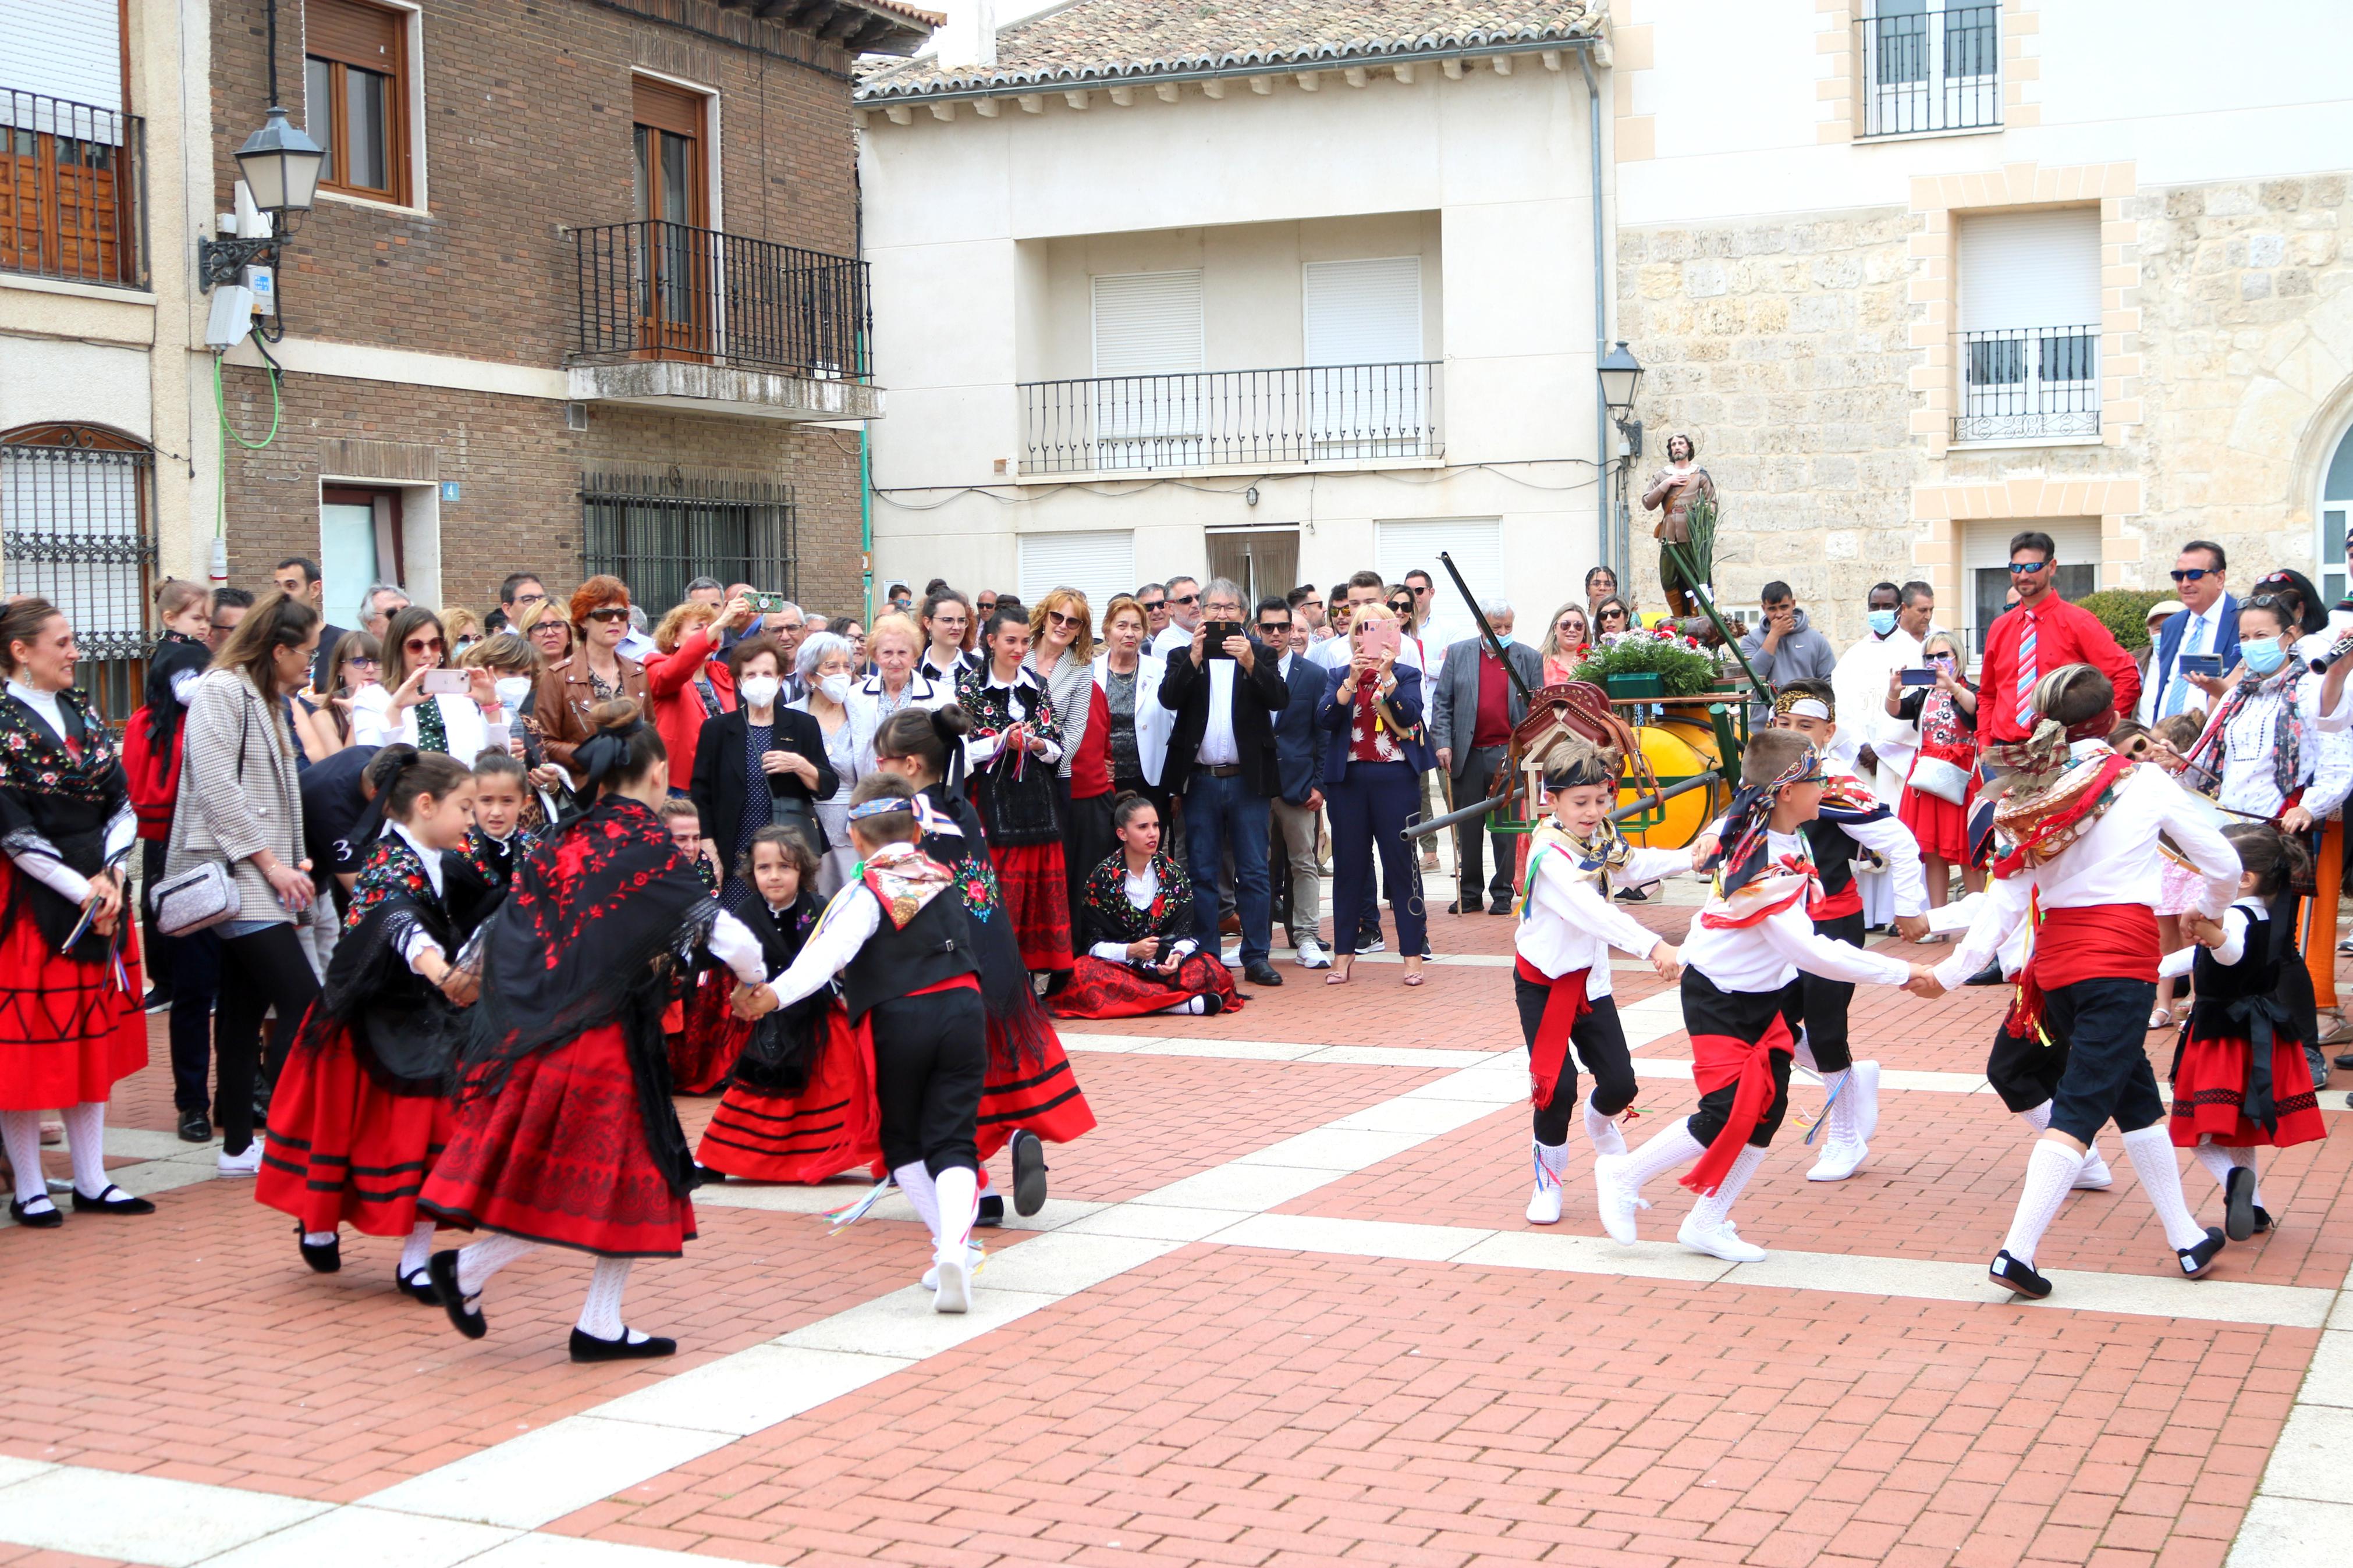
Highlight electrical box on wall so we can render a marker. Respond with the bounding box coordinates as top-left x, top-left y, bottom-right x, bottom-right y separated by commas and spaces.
246, 265, 275, 316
